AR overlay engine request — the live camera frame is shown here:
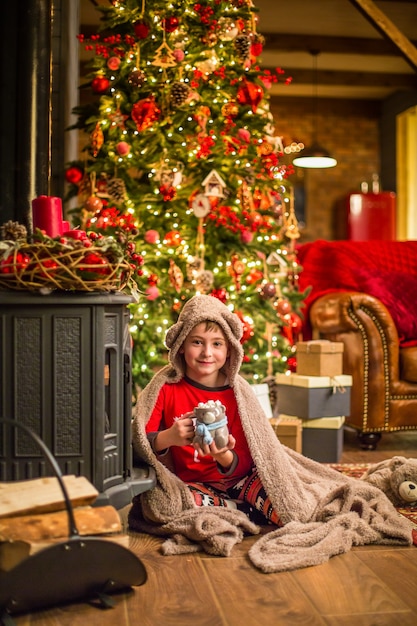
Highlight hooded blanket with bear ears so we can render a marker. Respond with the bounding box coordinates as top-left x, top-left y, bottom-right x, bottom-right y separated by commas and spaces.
129, 295, 413, 573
